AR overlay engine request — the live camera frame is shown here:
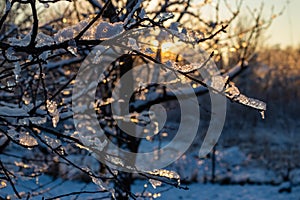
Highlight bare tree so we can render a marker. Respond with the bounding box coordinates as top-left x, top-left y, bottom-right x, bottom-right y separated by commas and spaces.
0, 0, 279, 199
